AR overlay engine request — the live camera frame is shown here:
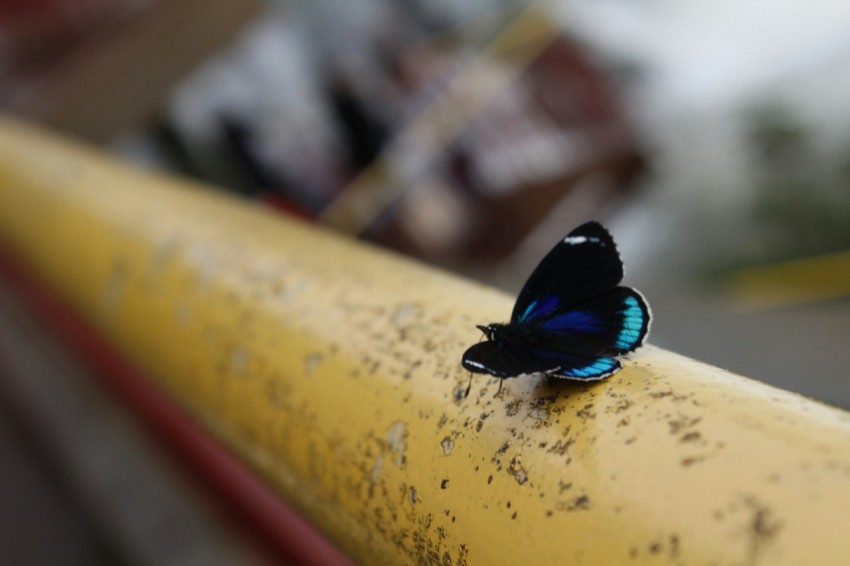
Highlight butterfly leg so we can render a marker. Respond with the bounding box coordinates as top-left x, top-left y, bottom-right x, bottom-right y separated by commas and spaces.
496, 378, 504, 397
455, 373, 474, 401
